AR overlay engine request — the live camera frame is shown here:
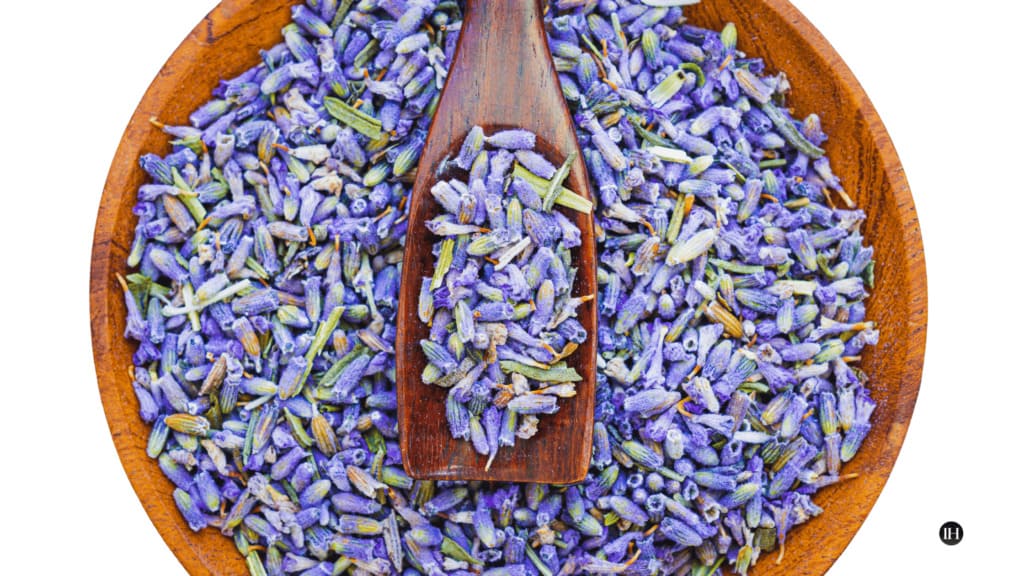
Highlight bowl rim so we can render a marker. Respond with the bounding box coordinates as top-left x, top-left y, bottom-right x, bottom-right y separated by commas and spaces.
90, 1, 927, 574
